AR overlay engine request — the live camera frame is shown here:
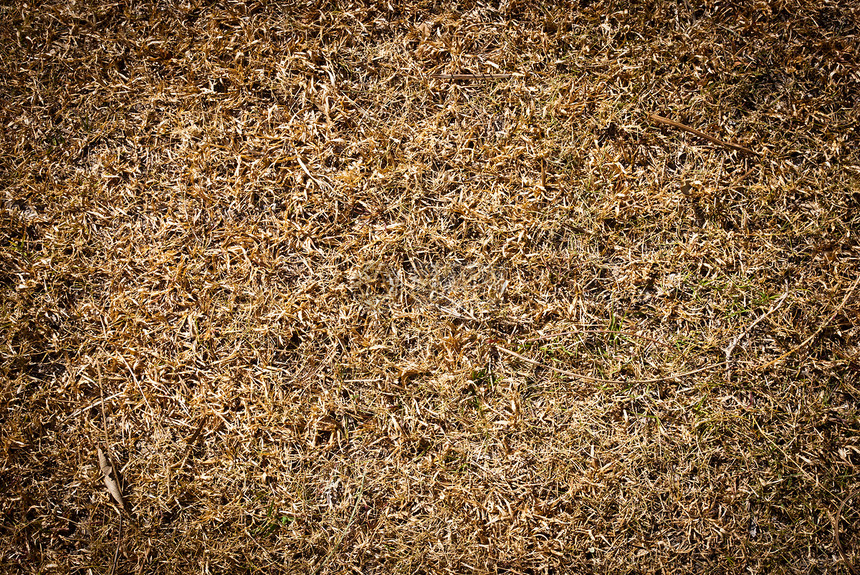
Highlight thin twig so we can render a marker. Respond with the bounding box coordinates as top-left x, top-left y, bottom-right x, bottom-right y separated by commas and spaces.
521, 329, 673, 348
495, 344, 726, 385
728, 166, 757, 187
647, 112, 759, 157
98, 366, 110, 449
725, 291, 789, 376
431, 73, 514, 80
171, 415, 208, 472
64, 391, 124, 423
109, 516, 122, 575
98, 366, 124, 575
313, 467, 367, 575
835, 487, 860, 575
758, 275, 860, 372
